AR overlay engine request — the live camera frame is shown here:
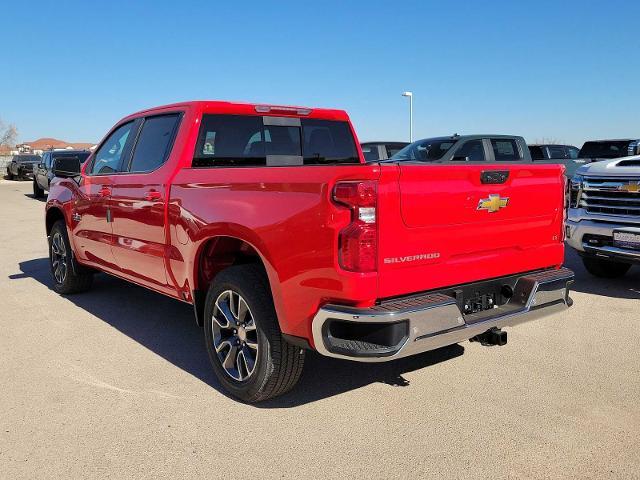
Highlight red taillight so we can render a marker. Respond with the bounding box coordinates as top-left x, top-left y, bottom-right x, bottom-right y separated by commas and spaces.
332, 181, 377, 272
